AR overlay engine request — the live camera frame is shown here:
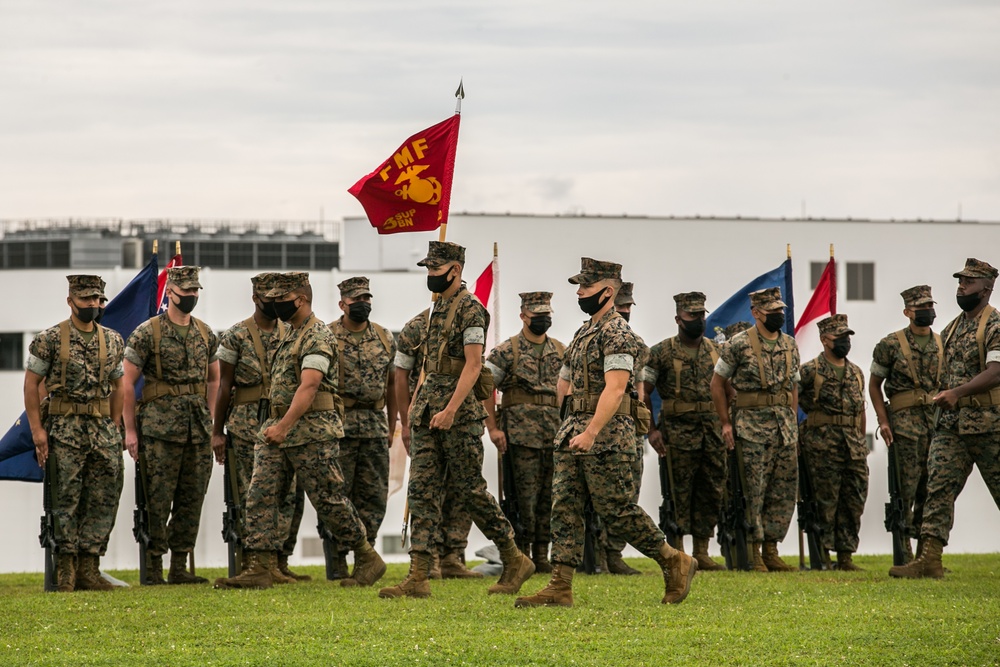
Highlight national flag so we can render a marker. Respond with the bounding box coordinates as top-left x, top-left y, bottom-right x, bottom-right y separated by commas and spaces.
156, 253, 183, 313
705, 258, 796, 340
0, 255, 160, 482
794, 257, 836, 363
349, 115, 461, 235
472, 255, 499, 354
